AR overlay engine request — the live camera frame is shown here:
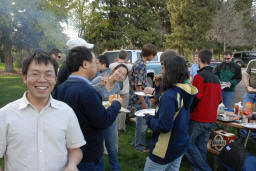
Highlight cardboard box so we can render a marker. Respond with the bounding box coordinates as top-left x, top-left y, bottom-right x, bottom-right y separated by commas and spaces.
211, 130, 236, 151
